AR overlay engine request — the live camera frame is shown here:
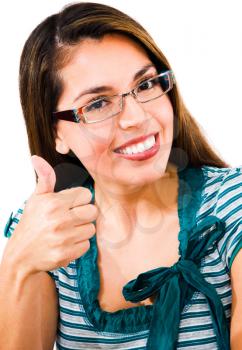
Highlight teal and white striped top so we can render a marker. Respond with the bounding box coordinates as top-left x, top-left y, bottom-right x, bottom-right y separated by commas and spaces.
4, 165, 242, 349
